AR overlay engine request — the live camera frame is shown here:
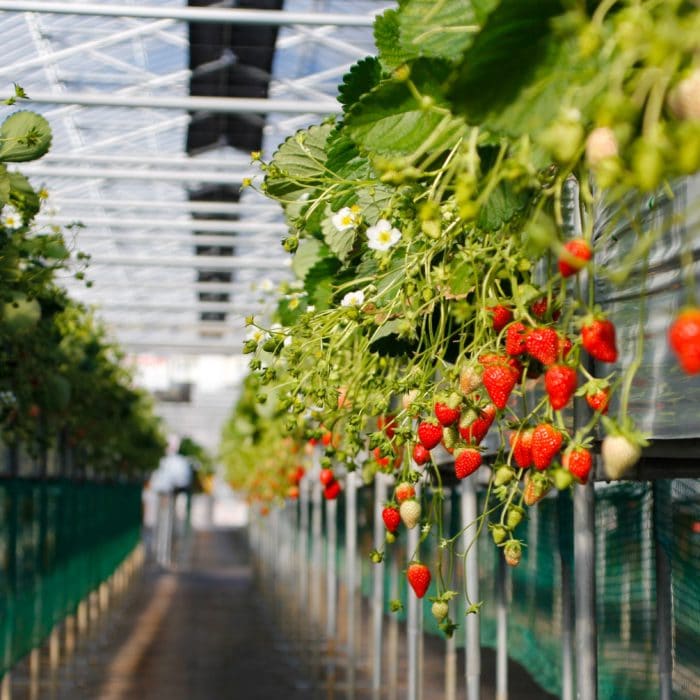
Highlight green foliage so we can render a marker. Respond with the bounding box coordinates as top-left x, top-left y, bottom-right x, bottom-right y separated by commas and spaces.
0, 111, 52, 162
